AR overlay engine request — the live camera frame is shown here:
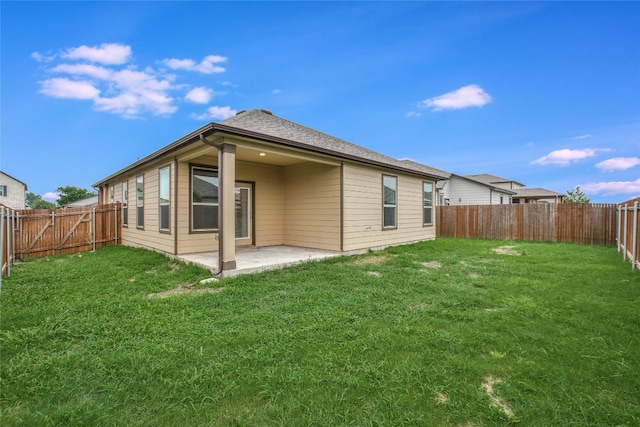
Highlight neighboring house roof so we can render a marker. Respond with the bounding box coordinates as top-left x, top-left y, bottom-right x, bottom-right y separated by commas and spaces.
94, 108, 449, 186
0, 171, 28, 190
465, 173, 524, 188
62, 195, 99, 207
453, 174, 517, 194
513, 188, 564, 199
